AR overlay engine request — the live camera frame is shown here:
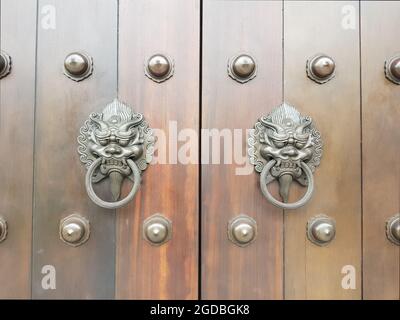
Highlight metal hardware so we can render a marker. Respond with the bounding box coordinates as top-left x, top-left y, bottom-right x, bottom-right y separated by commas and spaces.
228, 54, 257, 83
228, 214, 257, 247
63, 52, 93, 81
143, 214, 172, 246
0, 51, 12, 79
78, 99, 155, 209
0, 217, 8, 243
306, 54, 335, 84
307, 215, 336, 246
386, 214, 400, 246
384, 55, 400, 85
248, 103, 323, 210
59, 214, 90, 247
145, 54, 174, 83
